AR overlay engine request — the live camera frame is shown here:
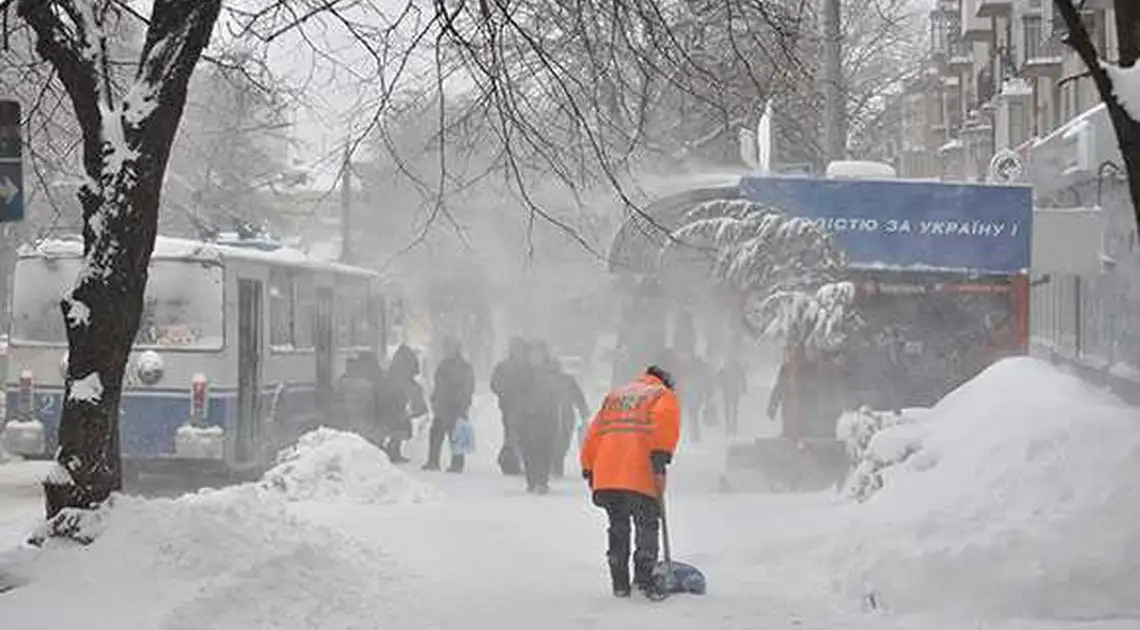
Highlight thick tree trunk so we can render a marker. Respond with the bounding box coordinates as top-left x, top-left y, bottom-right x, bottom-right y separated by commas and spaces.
19, 0, 223, 528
